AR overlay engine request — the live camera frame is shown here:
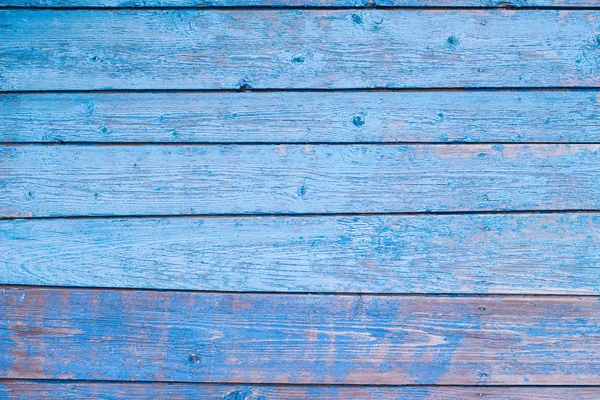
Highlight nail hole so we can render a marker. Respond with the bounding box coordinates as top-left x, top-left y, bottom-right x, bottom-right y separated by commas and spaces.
297, 185, 307, 197
446, 35, 459, 47
351, 14, 363, 24
352, 115, 365, 127
292, 56, 305, 65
